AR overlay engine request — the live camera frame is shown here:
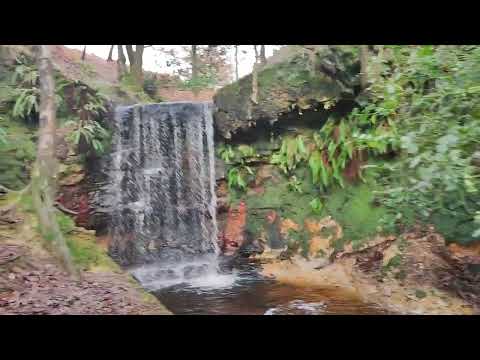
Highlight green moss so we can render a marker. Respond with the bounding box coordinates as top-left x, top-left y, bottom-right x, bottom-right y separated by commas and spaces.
430, 209, 476, 246
386, 254, 402, 269
54, 212, 112, 271
245, 179, 315, 228
119, 74, 155, 103
56, 211, 76, 234
230, 151, 391, 253
318, 173, 392, 249
415, 289, 427, 299
18, 192, 34, 213
66, 232, 116, 271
